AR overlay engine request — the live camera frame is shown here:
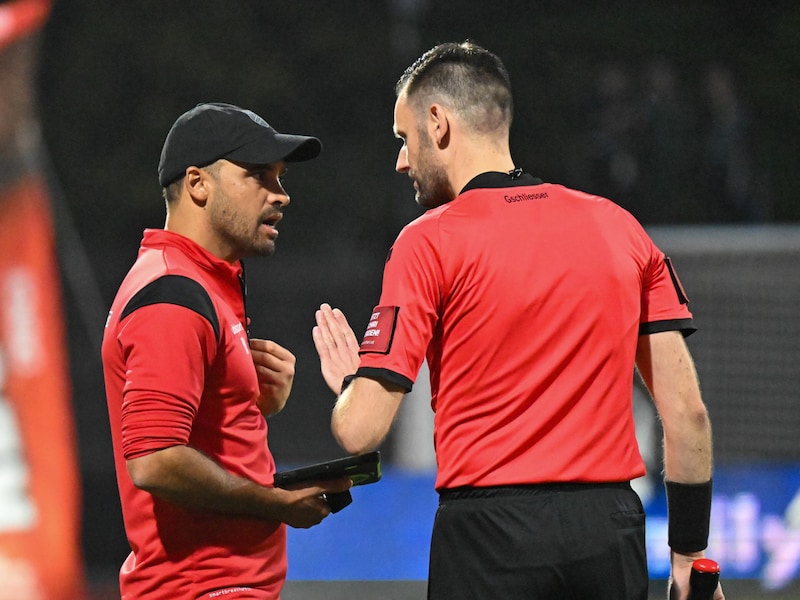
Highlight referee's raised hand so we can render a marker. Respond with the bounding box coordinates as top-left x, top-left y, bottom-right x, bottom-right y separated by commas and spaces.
313, 303, 361, 395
